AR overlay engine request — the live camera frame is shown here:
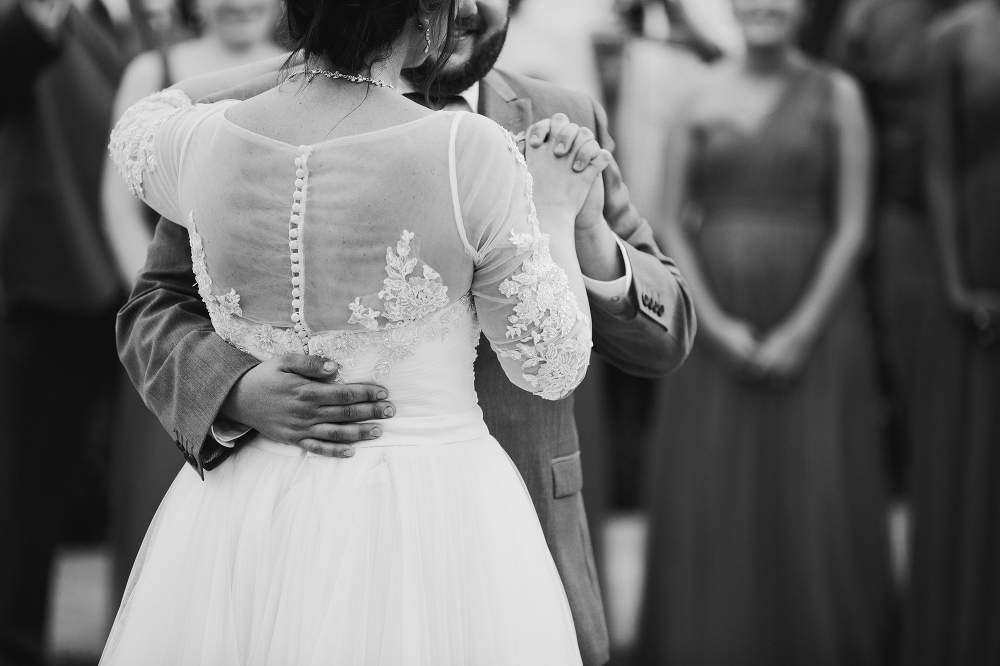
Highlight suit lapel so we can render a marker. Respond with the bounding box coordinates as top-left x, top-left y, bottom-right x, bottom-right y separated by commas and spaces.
479, 70, 533, 137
